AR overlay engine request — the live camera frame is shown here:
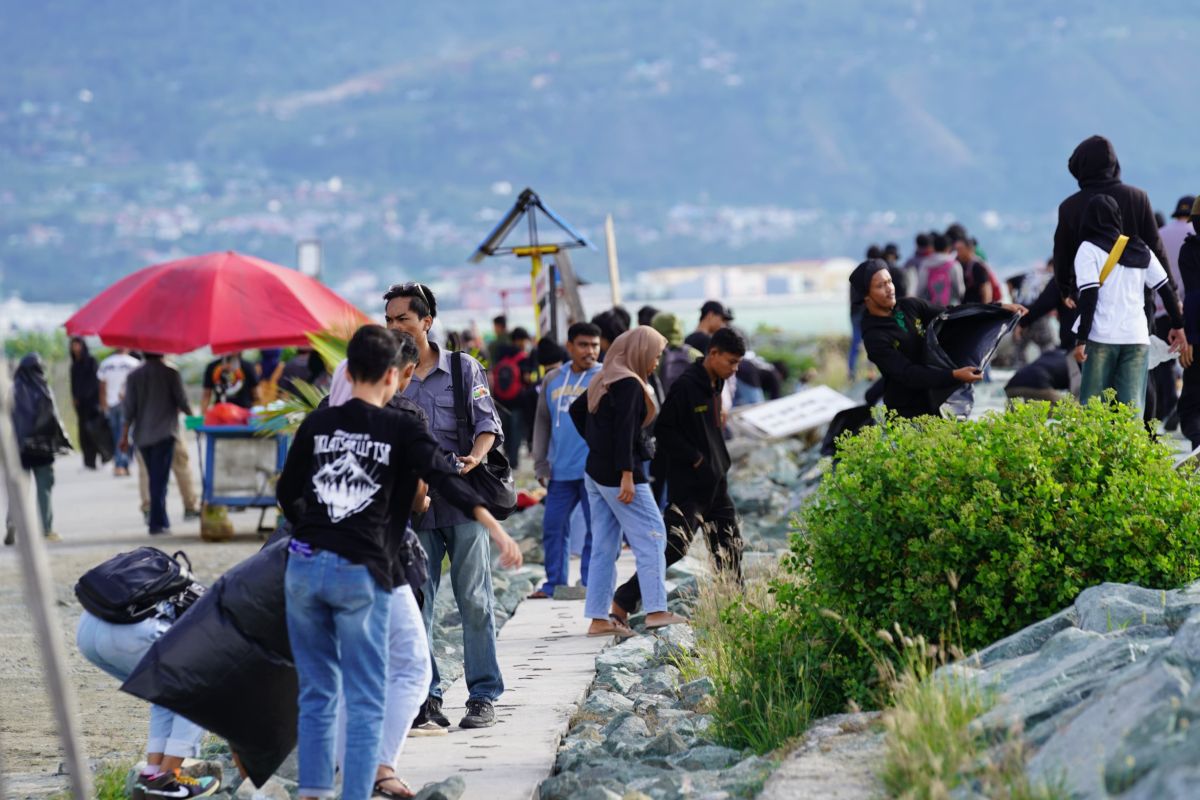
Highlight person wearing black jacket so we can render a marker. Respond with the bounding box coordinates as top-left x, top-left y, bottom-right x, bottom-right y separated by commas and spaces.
569, 326, 686, 637
854, 259, 1024, 418
6, 353, 72, 545
277, 326, 520, 800
612, 327, 746, 619
69, 336, 103, 469
1168, 201, 1200, 448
